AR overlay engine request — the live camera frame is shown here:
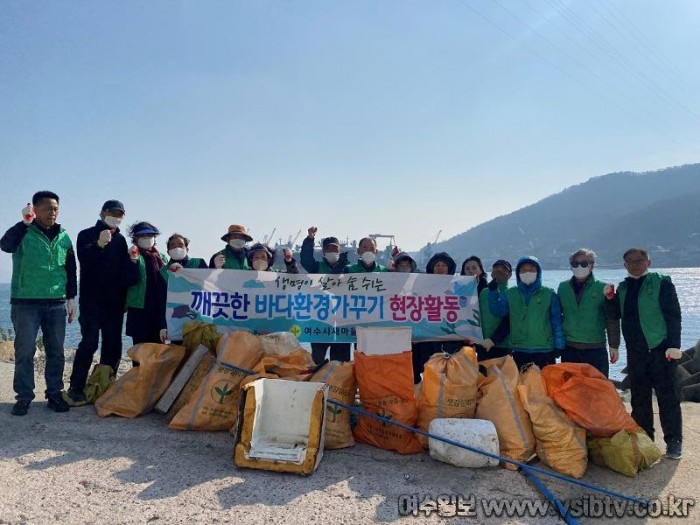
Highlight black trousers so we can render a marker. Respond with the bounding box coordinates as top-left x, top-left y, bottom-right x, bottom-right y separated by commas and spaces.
560, 345, 609, 378
69, 303, 124, 391
512, 350, 556, 371
311, 342, 351, 365
628, 346, 682, 444
476, 345, 511, 362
